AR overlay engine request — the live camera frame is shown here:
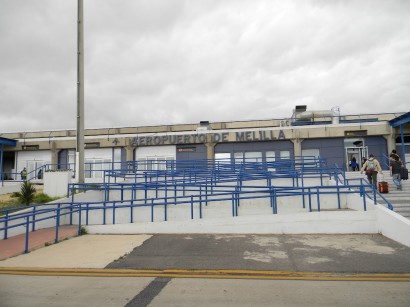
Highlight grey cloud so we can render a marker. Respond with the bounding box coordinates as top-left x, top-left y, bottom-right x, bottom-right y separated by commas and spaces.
1, 0, 409, 133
